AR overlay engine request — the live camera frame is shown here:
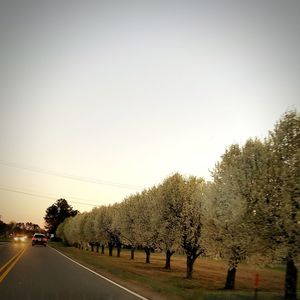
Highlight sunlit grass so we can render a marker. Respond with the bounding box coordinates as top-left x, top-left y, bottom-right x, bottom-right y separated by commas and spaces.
50, 242, 294, 300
